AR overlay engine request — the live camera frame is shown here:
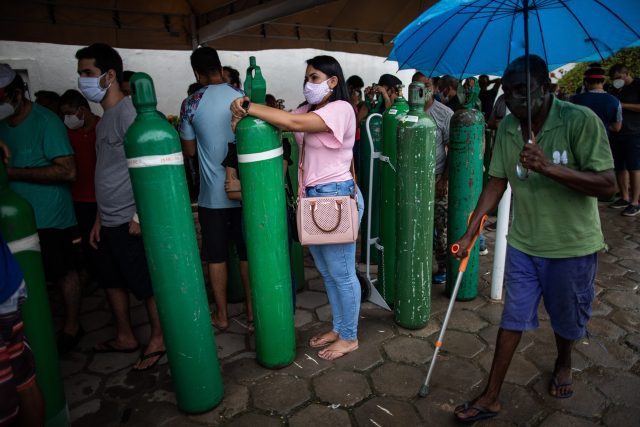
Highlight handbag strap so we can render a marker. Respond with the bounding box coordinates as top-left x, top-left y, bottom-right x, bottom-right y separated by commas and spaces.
310, 199, 344, 232
298, 136, 358, 199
